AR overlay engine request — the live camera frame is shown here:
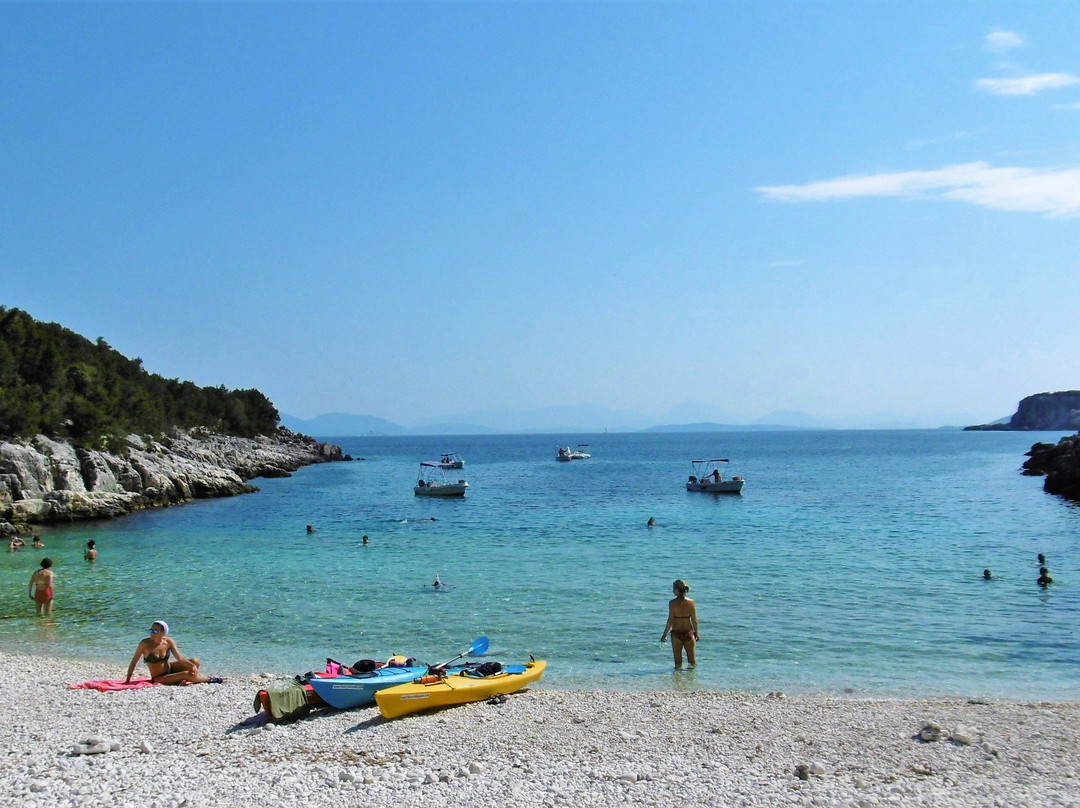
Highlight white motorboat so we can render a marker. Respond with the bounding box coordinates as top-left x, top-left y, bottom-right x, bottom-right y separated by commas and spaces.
686, 459, 744, 494
414, 462, 469, 497
557, 444, 591, 461
436, 452, 464, 469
